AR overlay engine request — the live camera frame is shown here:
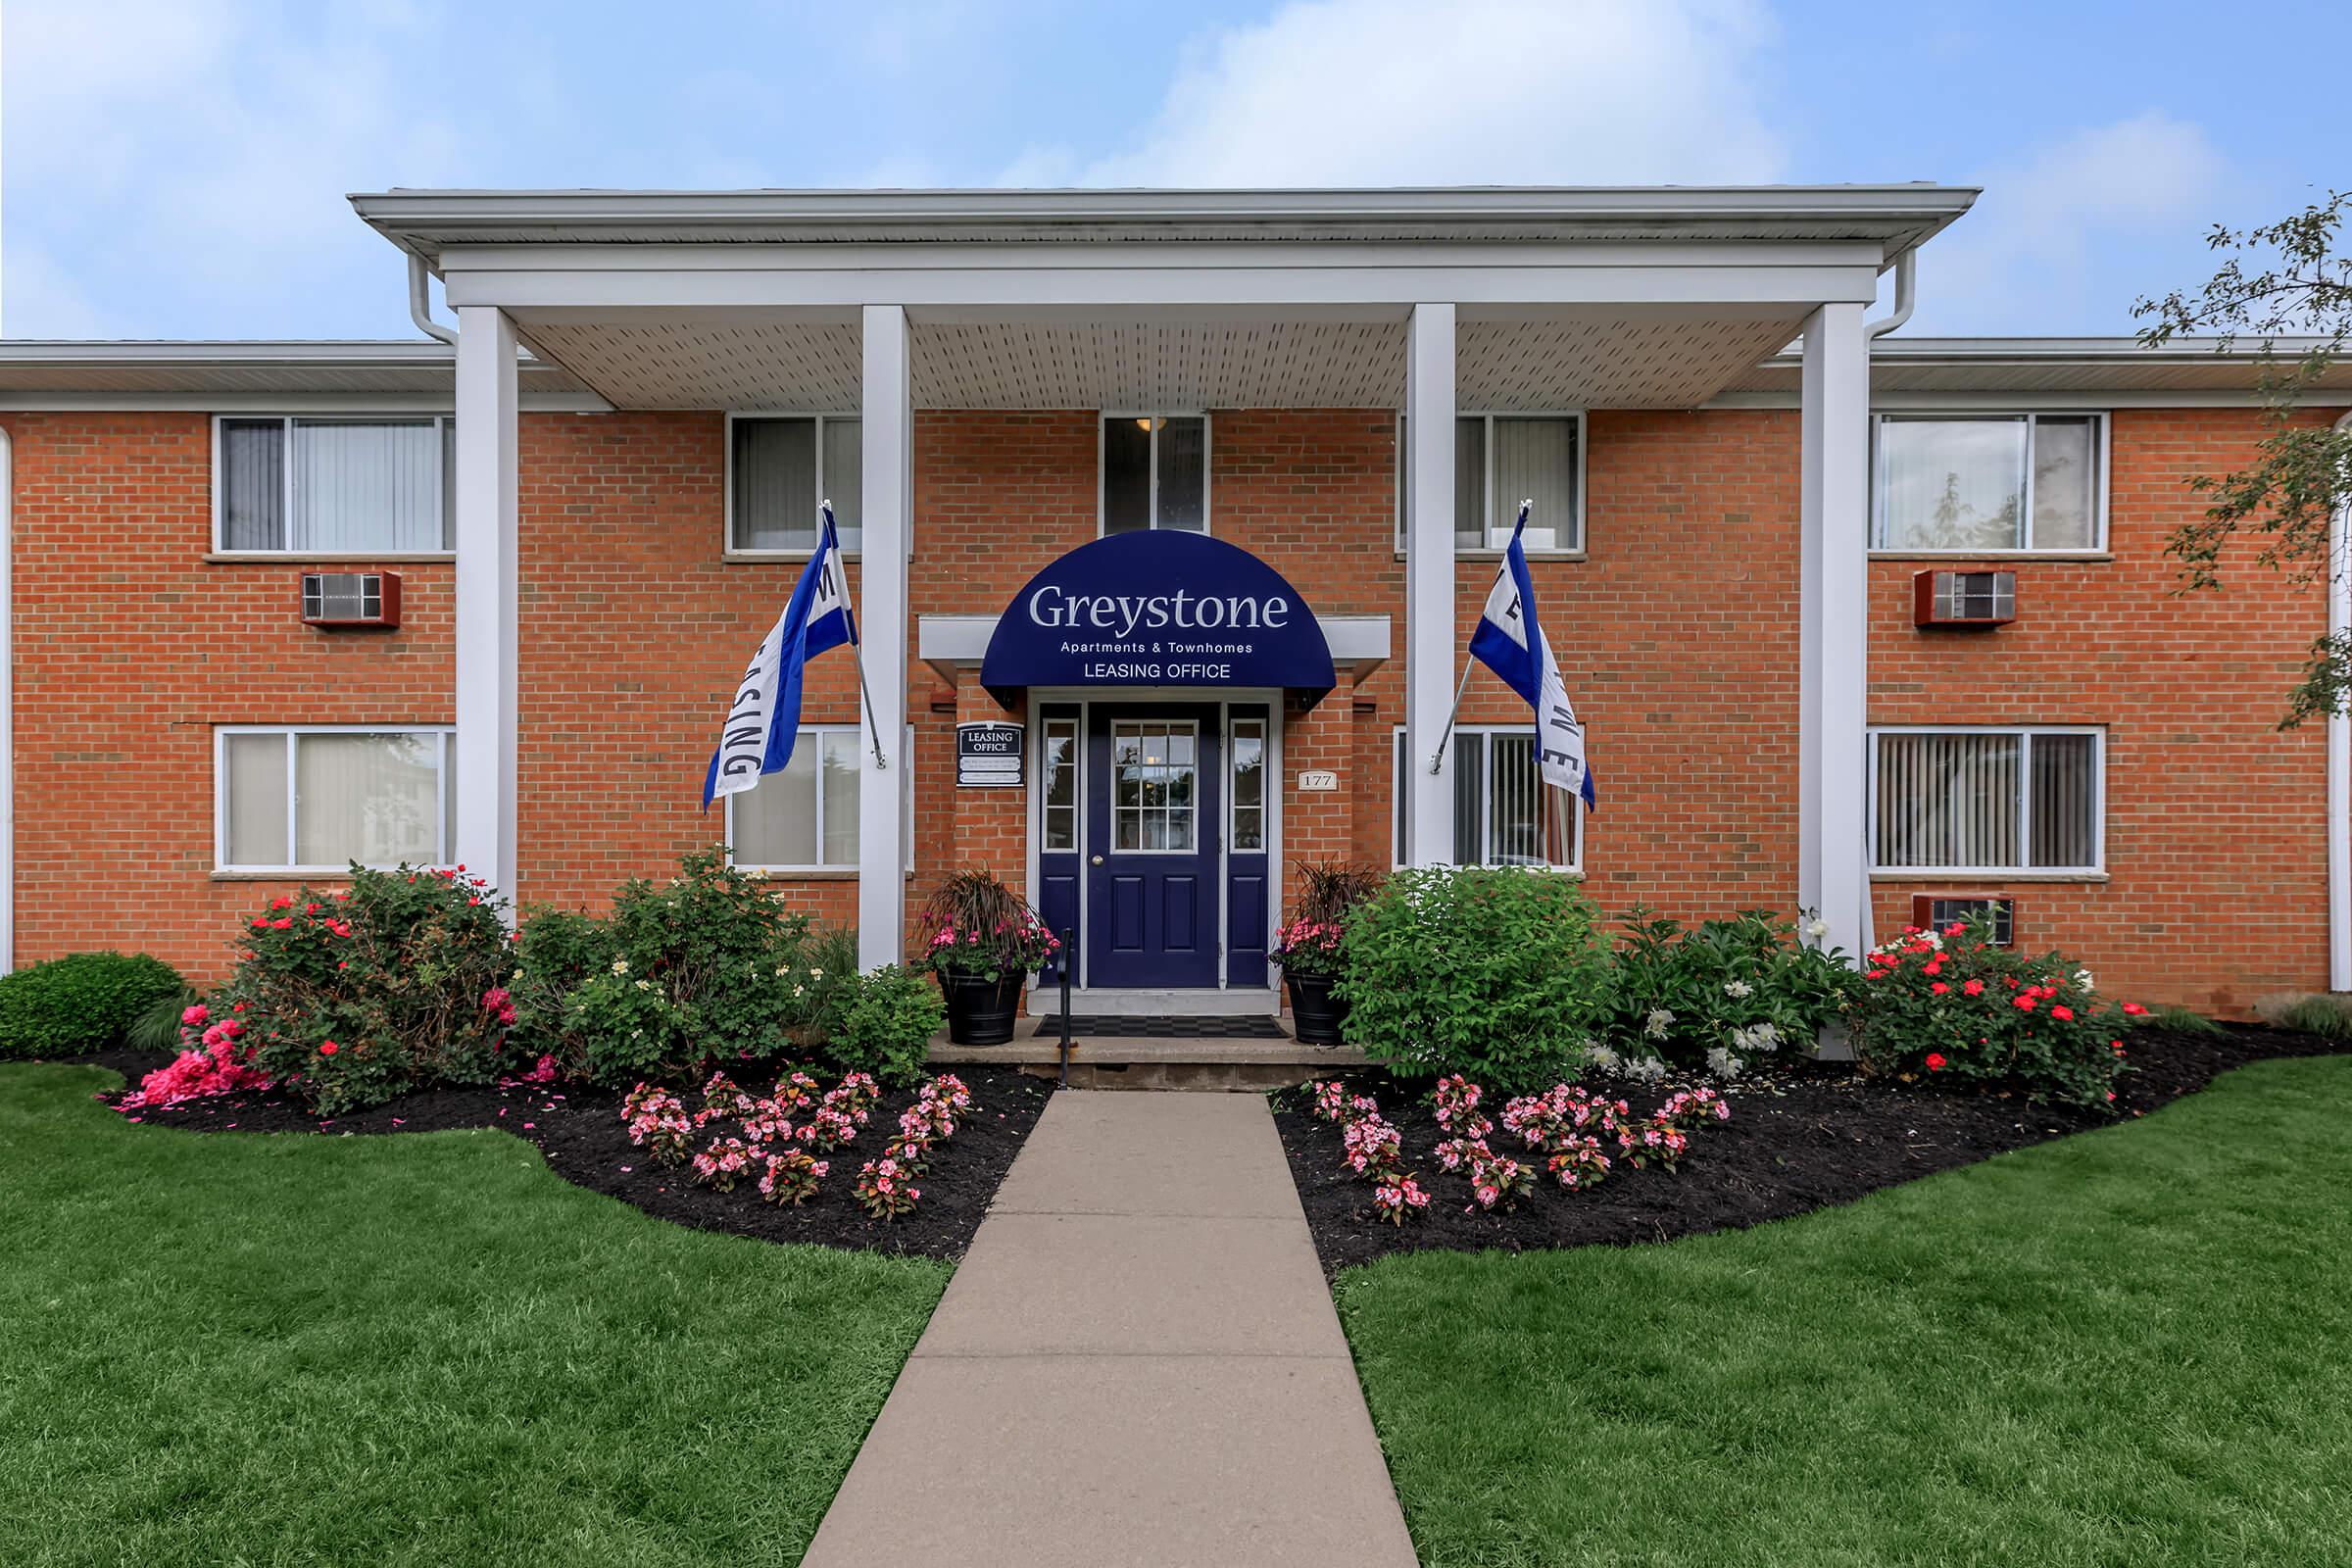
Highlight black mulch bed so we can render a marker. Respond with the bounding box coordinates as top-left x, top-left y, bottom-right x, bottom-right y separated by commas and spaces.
1277, 1023, 2347, 1273
76, 1047, 1051, 1261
